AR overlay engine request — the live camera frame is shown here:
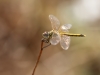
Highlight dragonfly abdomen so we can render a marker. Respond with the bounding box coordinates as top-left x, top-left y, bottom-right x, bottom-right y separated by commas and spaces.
61, 33, 86, 37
